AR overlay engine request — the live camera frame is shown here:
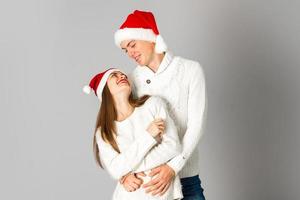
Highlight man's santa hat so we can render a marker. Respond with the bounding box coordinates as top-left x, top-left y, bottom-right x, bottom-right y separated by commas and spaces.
114, 10, 167, 53
83, 68, 121, 101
